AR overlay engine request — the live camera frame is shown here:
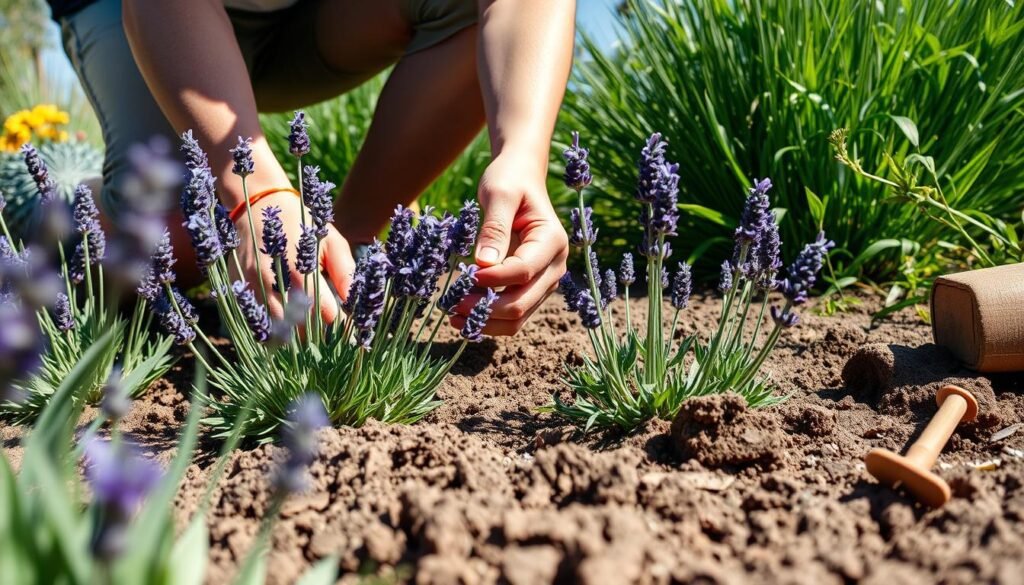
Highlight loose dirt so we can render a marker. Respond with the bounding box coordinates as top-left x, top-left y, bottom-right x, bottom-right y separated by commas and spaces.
10, 293, 1024, 584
